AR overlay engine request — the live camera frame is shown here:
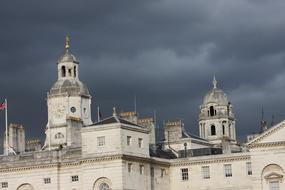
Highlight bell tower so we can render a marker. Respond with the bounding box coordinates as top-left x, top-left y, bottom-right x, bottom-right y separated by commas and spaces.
199, 77, 236, 145
44, 36, 92, 149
